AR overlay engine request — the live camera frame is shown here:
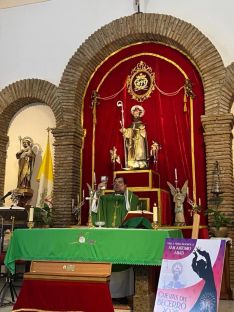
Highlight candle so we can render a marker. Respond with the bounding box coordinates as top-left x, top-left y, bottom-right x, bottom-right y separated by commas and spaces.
82, 189, 85, 200
29, 207, 34, 222
175, 168, 178, 180
198, 198, 201, 206
187, 186, 189, 197
153, 203, 158, 222
93, 172, 96, 185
